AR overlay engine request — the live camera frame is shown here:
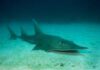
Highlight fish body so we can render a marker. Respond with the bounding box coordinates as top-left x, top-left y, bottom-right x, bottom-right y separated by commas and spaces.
7, 19, 88, 55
